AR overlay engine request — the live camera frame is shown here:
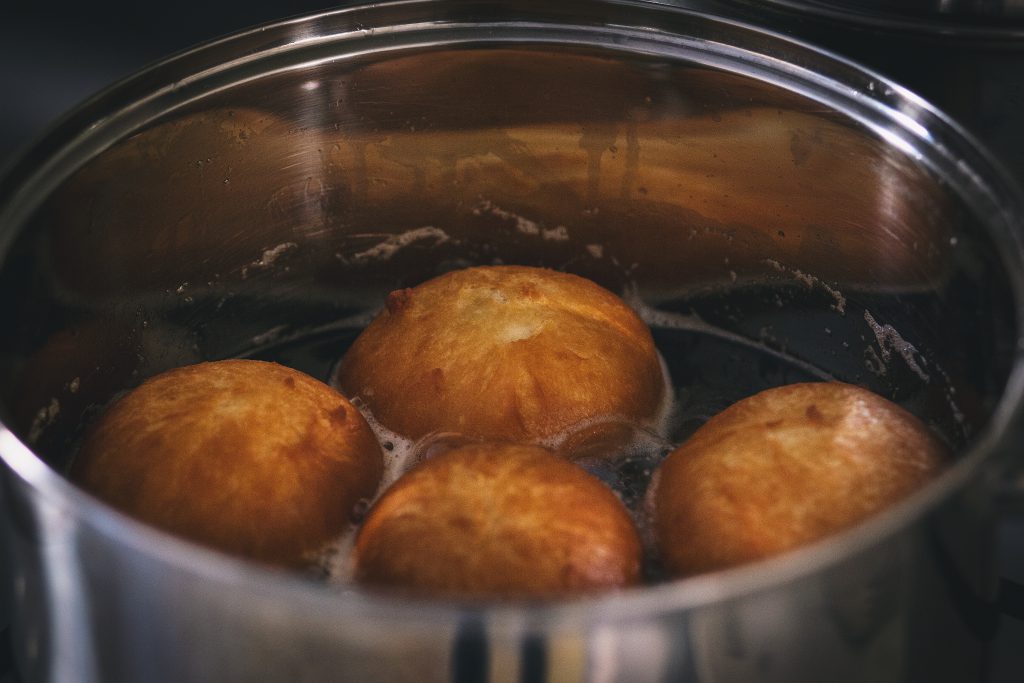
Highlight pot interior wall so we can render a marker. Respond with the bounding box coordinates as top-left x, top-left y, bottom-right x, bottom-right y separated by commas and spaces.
0, 45, 1015, 498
